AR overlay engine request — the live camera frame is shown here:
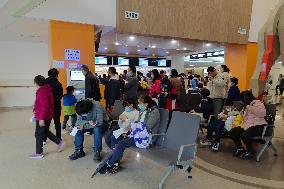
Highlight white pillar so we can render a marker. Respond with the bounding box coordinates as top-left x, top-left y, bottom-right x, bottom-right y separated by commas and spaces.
170, 55, 185, 74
